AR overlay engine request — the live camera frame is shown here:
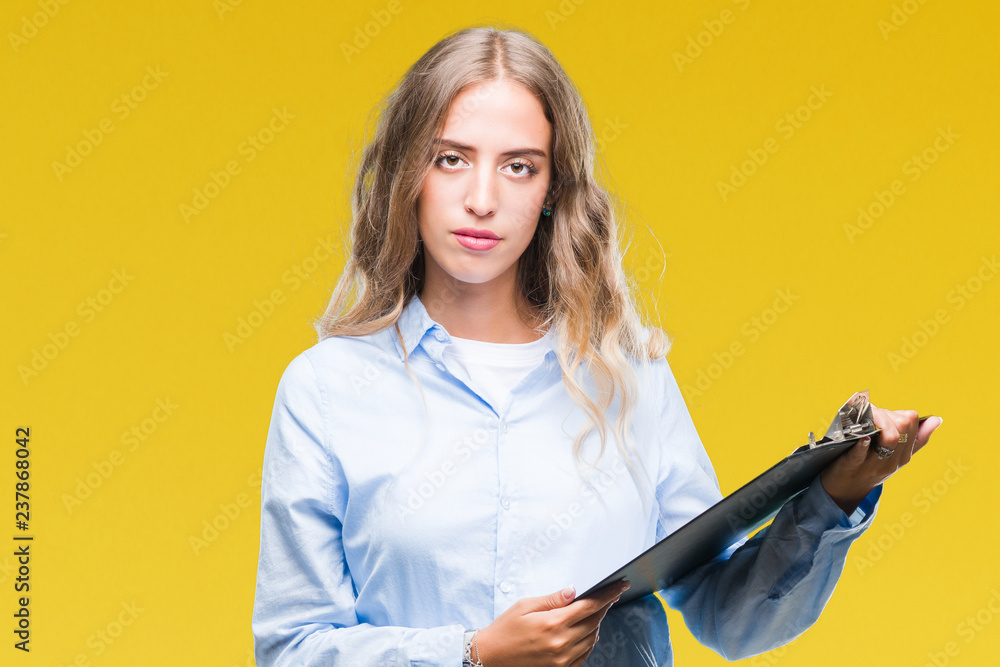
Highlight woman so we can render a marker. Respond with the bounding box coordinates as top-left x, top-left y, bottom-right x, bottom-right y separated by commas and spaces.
252, 25, 941, 666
